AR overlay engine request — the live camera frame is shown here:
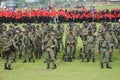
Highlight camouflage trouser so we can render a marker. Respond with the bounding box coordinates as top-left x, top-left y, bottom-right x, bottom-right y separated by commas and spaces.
18, 45, 23, 57
66, 45, 75, 59
35, 45, 42, 59
109, 43, 114, 60
3, 51, 14, 66
100, 48, 109, 64
46, 48, 55, 65
86, 44, 94, 59
23, 48, 31, 61
58, 39, 64, 51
